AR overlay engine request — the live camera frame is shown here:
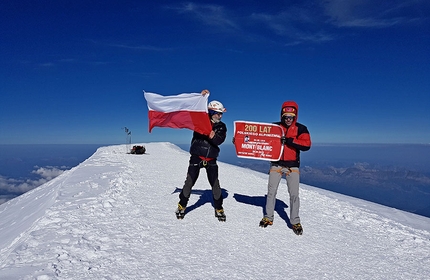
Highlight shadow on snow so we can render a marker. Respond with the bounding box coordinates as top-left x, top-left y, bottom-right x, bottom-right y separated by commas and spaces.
172, 188, 229, 214
172, 188, 291, 228
233, 193, 292, 228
